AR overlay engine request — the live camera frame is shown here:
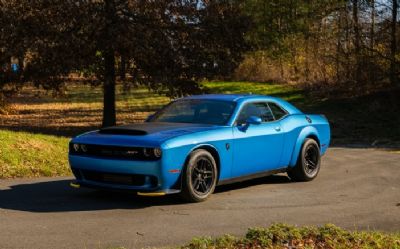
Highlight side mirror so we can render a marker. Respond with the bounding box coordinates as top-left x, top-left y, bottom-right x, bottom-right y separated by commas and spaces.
145, 114, 154, 122
246, 116, 262, 125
